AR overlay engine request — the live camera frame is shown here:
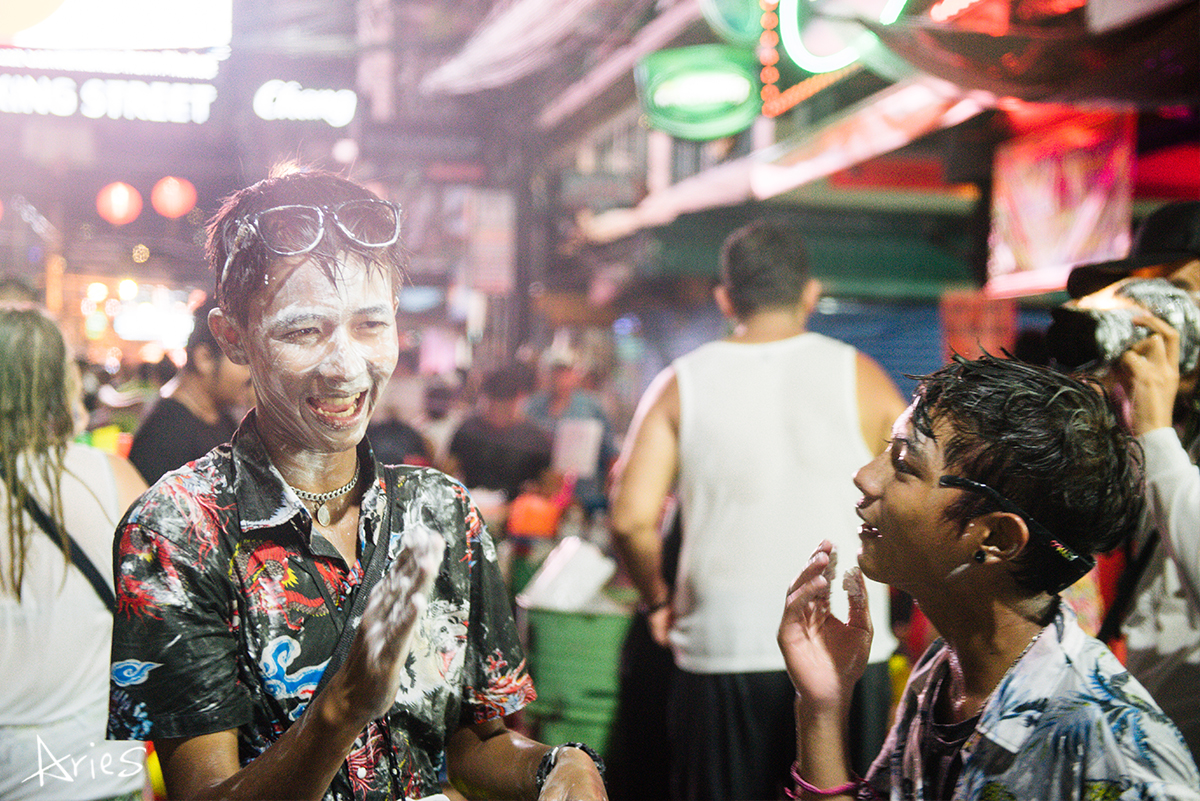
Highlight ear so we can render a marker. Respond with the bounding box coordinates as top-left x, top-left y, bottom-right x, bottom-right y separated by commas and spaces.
970, 511, 1031, 564
713, 284, 737, 321
207, 307, 249, 366
800, 278, 823, 316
